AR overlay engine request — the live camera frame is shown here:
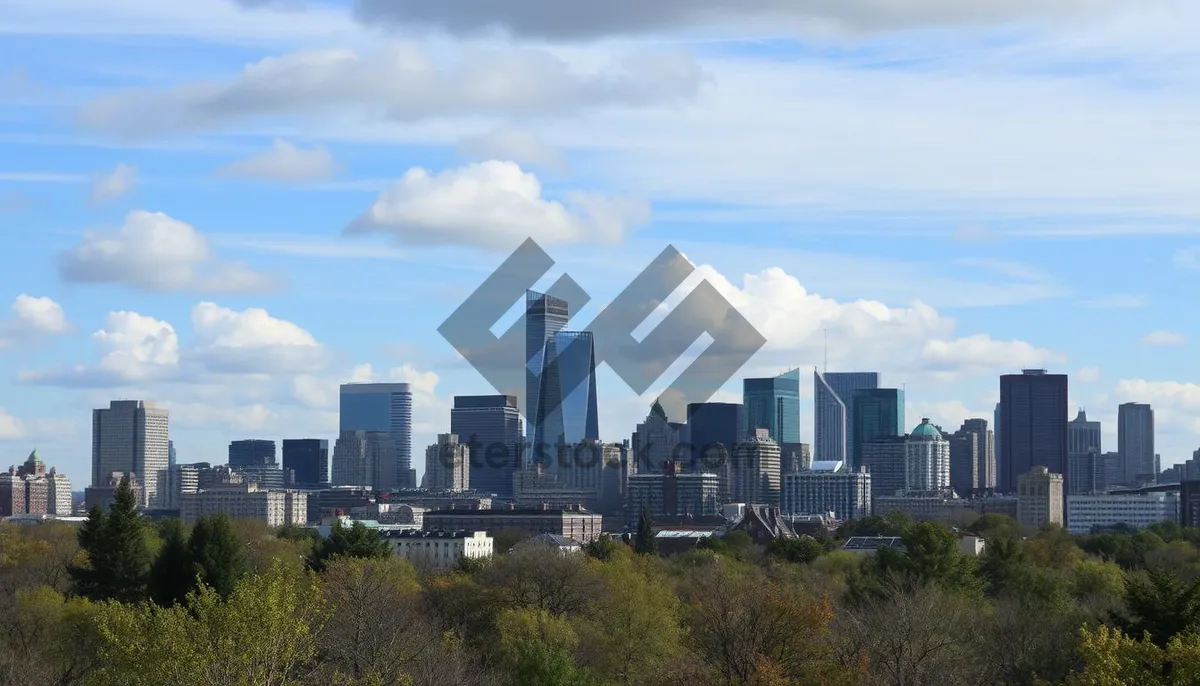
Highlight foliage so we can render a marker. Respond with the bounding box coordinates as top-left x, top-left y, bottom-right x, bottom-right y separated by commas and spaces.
634, 506, 657, 556
1118, 569, 1200, 647
861, 521, 982, 597
1066, 624, 1200, 685
768, 536, 825, 564
583, 534, 623, 562
69, 477, 151, 603
308, 521, 392, 572
147, 519, 195, 608
188, 514, 249, 598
